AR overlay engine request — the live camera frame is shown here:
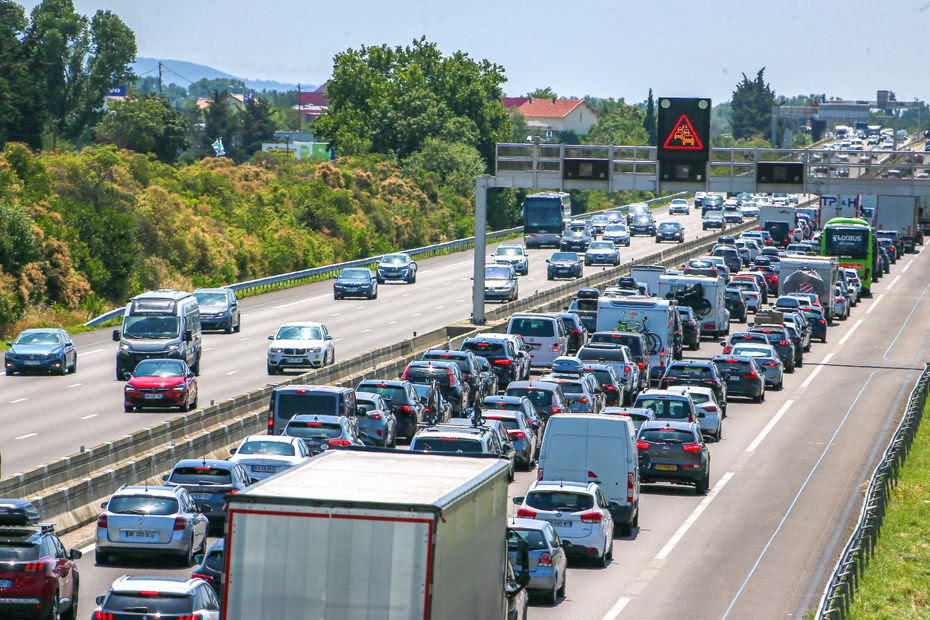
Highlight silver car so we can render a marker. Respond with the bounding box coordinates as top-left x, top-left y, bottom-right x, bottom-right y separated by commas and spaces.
492, 244, 530, 275
507, 518, 568, 604
731, 343, 784, 391
95, 485, 209, 566
228, 435, 311, 480
602, 223, 631, 246
666, 385, 723, 442
584, 241, 620, 266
